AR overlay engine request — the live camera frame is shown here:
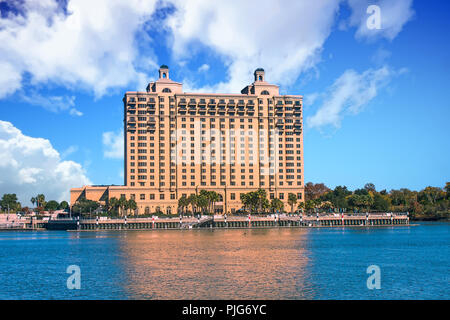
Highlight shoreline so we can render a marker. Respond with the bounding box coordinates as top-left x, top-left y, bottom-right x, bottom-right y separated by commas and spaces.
0, 224, 420, 232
